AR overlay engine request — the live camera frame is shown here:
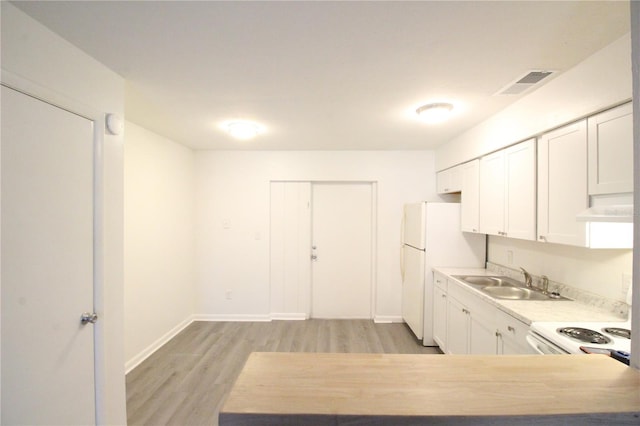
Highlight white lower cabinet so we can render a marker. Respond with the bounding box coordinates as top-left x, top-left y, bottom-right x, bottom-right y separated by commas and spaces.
435, 274, 532, 355
469, 312, 497, 355
495, 309, 533, 354
432, 273, 448, 351
445, 280, 497, 355
446, 296, 469, 354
